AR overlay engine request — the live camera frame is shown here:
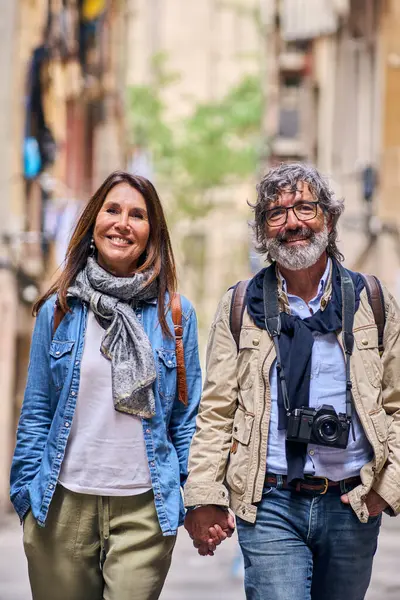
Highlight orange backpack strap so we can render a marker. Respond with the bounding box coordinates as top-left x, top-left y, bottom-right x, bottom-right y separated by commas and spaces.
171, 293, 188, 406
229, 279, 250, 352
